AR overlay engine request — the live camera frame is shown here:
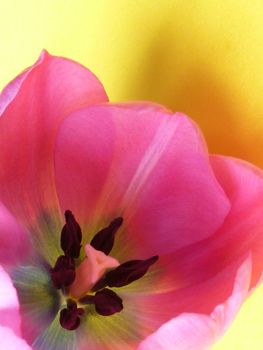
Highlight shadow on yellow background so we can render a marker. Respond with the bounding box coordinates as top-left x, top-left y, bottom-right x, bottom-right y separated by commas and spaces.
124, 22, 249, 160
0, 1, 262, 348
